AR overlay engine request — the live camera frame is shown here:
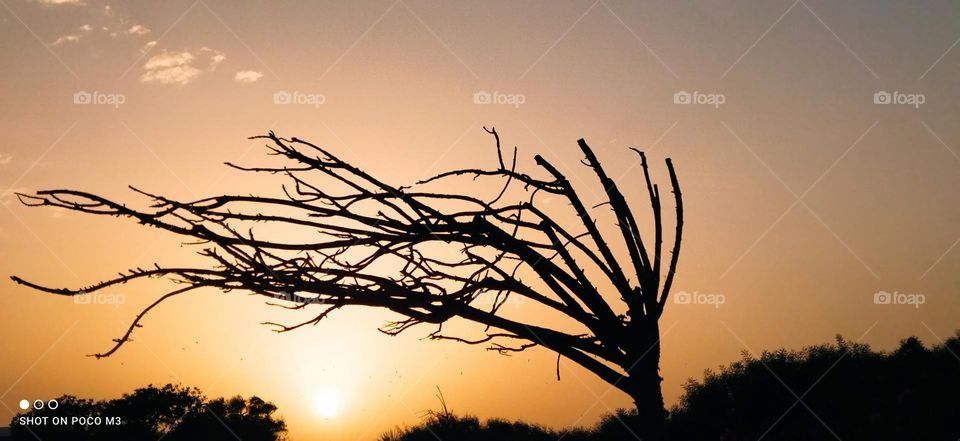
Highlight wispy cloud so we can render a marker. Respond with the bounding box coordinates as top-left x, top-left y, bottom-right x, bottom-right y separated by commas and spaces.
126, 24, 150, 36
140, 40, 157, 54
29, 0, 150, 50
140, 48, 226, 86
51, 34, 81, 46
234, 70, 264, 84
207, 48, 226, 67
0, 153, 12, 165
144, 51, 196, 70
31, 0, 85, 5
141, 51, 201, 85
